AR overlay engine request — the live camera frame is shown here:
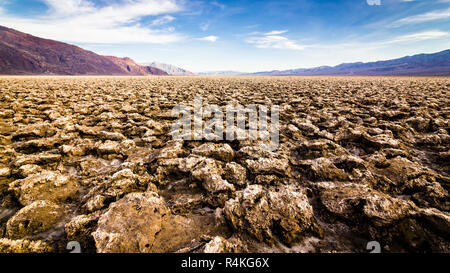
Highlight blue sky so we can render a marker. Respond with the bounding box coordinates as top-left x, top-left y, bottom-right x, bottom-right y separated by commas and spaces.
0, 0, 449, 72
